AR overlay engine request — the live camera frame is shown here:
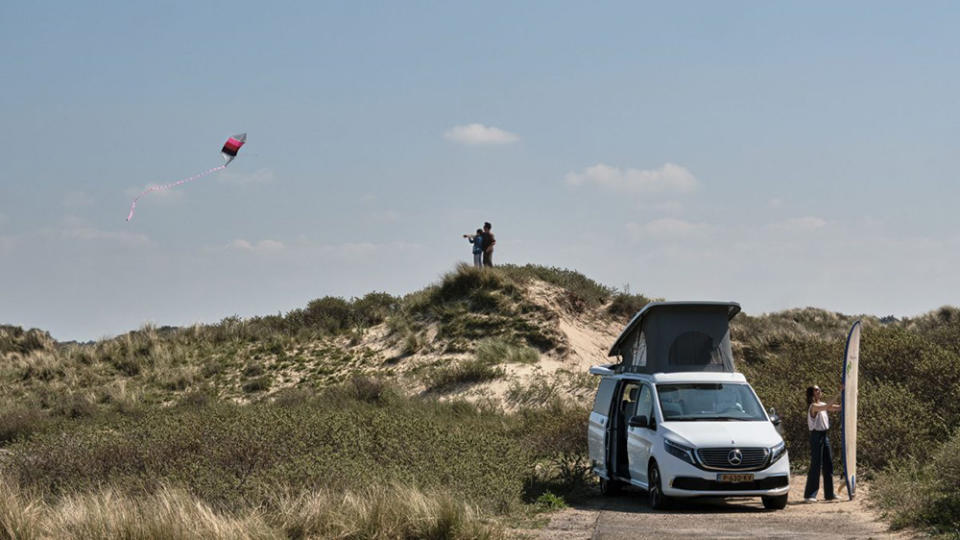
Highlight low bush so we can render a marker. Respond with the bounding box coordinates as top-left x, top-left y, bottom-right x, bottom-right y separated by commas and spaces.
425, 359, 505, 393
0, 406, 46, 445
517, 402, 592, 501
409, 264, 520, 315
475, 339, 539, 365
351, 292, 401, 328
873, 429, 960, 534
535, 491, 567, 510
606, 293, 654, 319
505, 379, 561, 408
6, 388, 531, 513
241, 376, 271, 393
304, 297, 354, 334
0, 326, 55, 356
497, 264, 612, 309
